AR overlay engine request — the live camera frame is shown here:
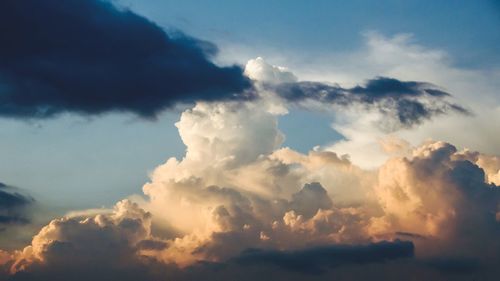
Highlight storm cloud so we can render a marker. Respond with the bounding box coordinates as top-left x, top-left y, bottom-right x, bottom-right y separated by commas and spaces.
243, 57, 469, 130
233, 240, 414, 274
270, 77, 468, 128
0, 0, 253, 119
